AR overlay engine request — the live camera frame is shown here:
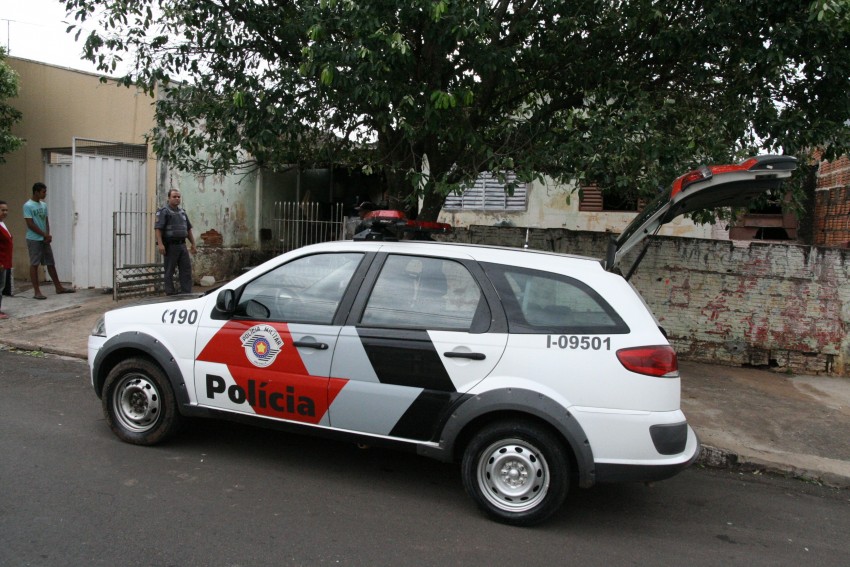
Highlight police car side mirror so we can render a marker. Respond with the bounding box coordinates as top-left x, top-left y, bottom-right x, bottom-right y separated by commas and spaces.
216, 289, 236, 314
